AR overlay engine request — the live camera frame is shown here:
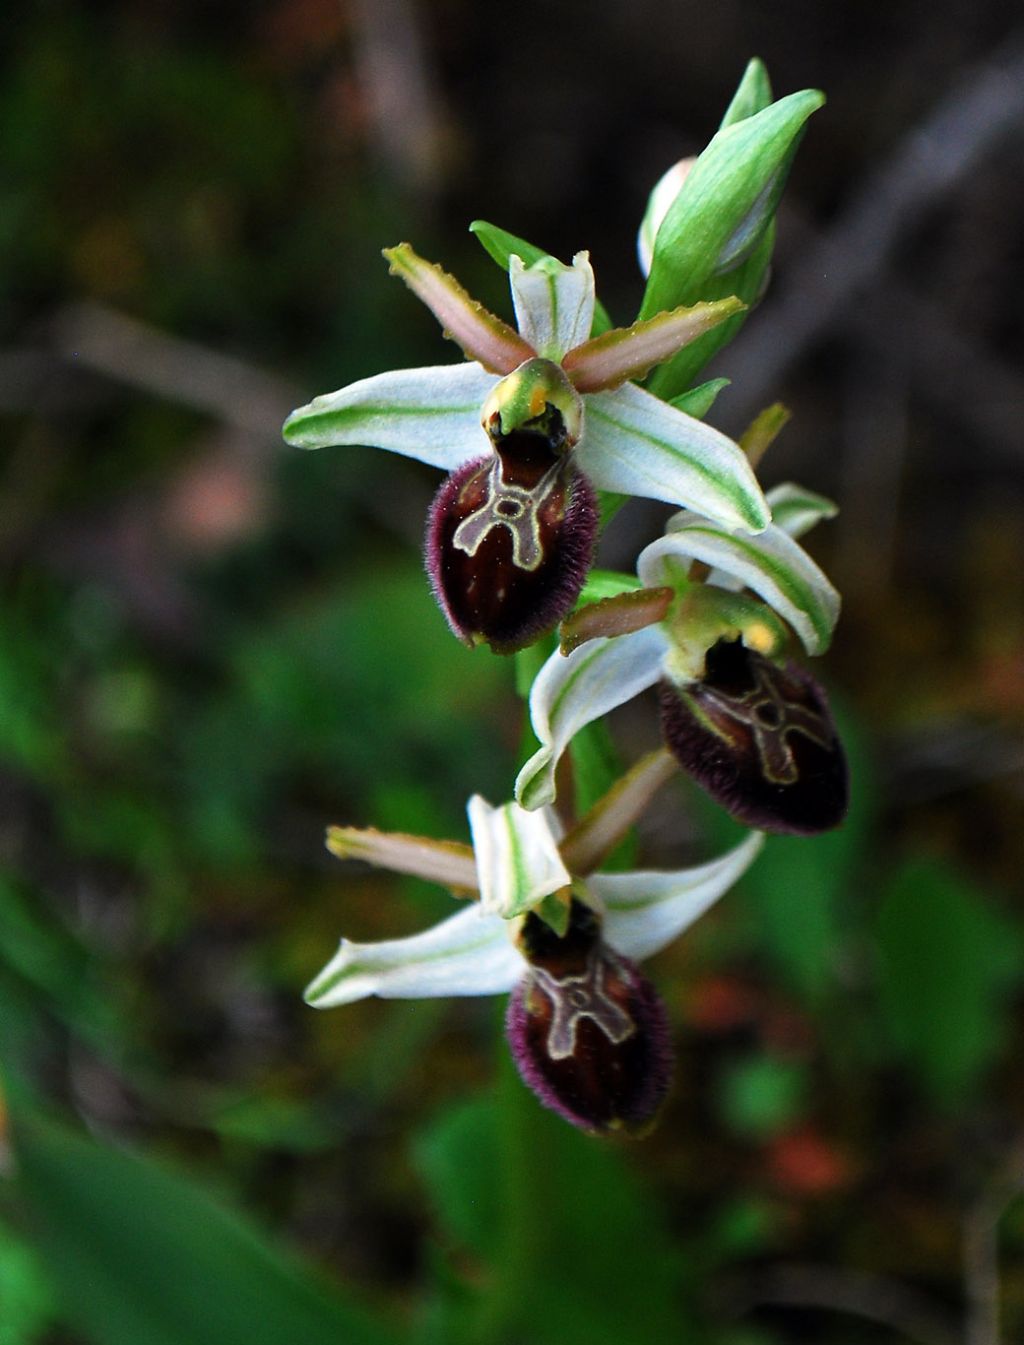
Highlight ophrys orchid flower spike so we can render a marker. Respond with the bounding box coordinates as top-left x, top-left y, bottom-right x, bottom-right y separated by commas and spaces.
283, 244, 771, 653
306, 757, 764, 1134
